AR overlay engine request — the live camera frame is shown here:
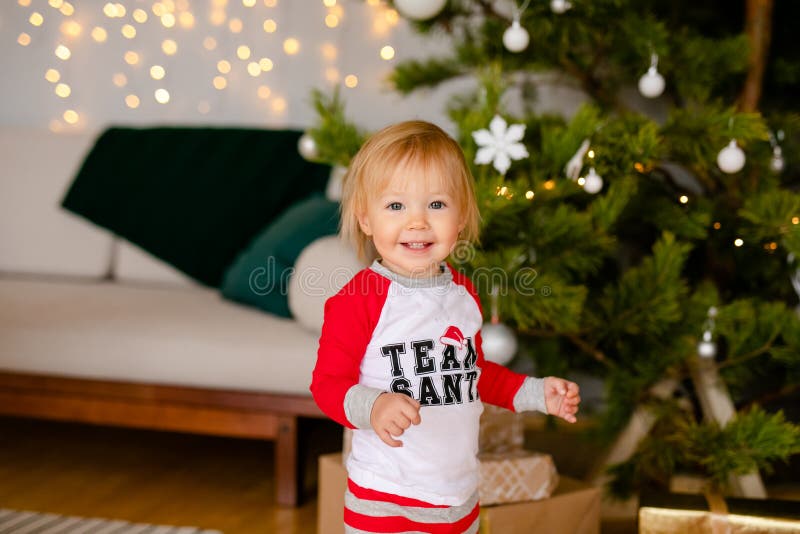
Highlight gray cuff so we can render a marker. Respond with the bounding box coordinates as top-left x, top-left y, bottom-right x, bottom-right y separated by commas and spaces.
513, 377, 546, 413
344, 384, 384, 429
